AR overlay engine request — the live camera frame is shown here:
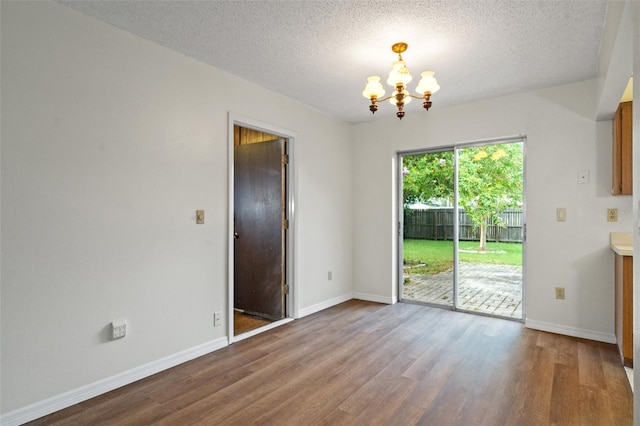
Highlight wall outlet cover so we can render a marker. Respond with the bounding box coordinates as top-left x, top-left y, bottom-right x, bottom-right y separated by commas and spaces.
111, 319, 127, 339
